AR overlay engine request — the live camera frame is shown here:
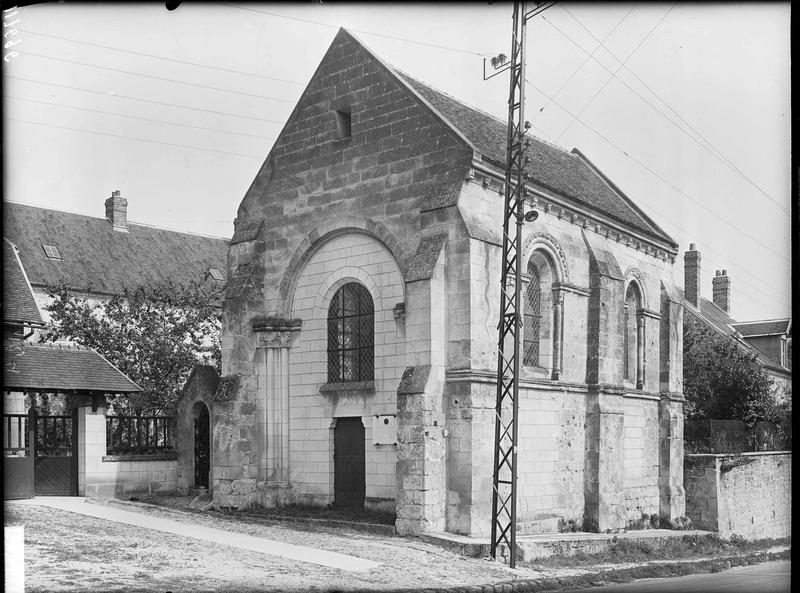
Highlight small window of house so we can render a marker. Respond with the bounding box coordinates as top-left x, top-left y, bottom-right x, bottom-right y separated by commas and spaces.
42, 244, 61, 260
334, 109, 352, 140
